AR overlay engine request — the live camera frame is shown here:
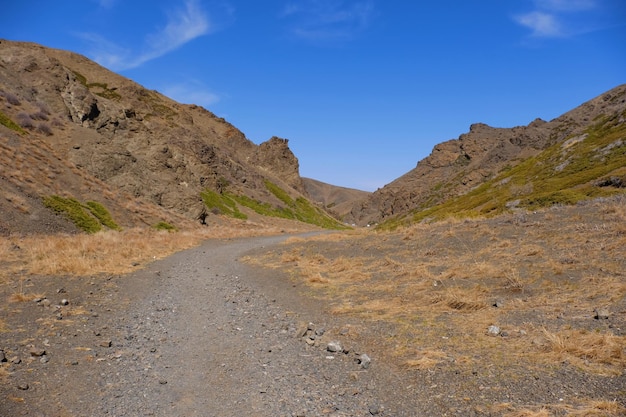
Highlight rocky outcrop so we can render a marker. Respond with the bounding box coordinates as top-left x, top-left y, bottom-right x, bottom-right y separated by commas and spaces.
0, 39, 317, 232
348, 84, 626, 225
253, 136, 305, 193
